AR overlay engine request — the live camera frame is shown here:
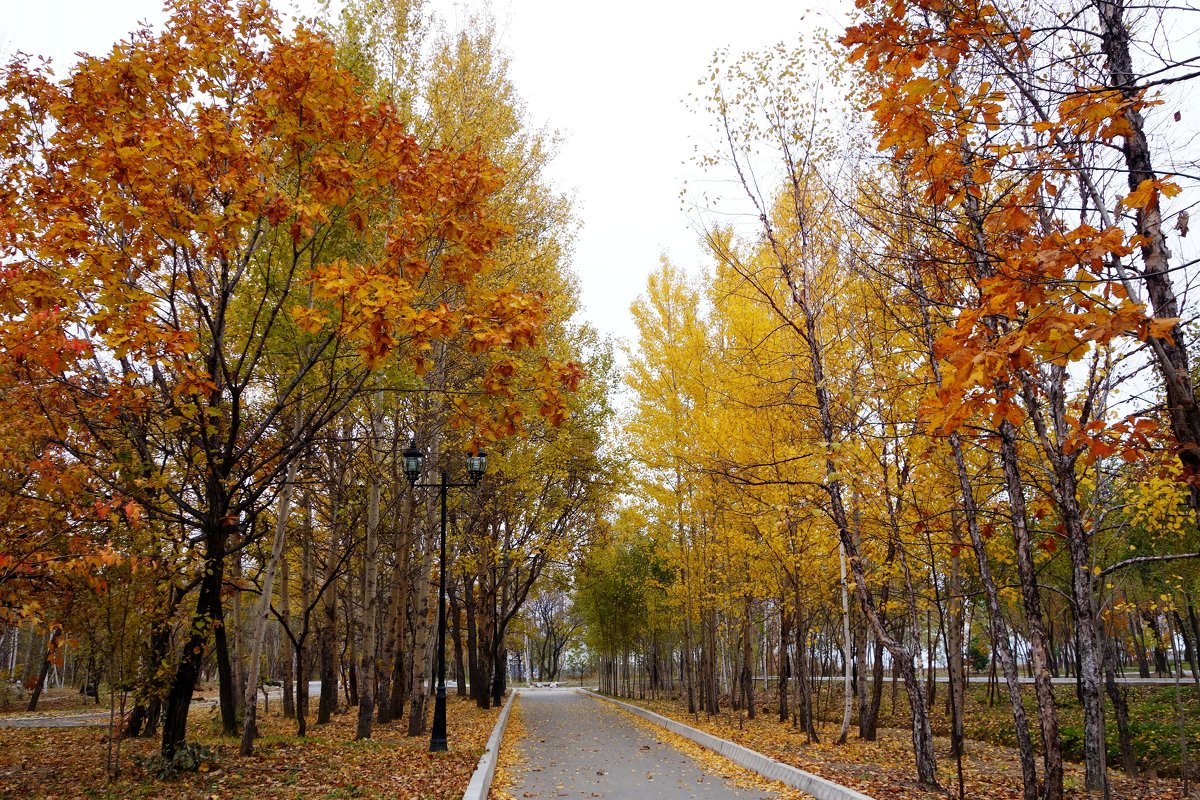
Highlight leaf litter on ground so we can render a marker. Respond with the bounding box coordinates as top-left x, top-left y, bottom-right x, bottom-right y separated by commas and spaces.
628, 697, 1192, 800
0, 693, 500, 799
489, 693, 525, 800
